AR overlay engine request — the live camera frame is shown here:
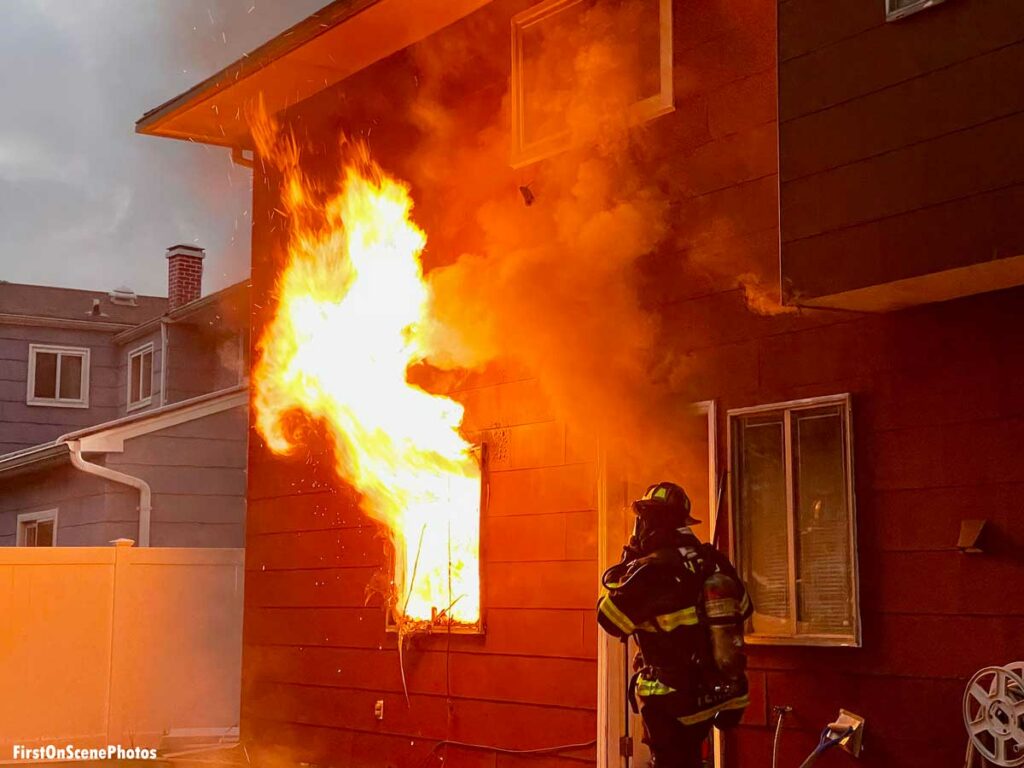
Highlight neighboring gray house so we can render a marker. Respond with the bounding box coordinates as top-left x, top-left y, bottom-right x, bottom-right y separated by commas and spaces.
0, 245, 250, 547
